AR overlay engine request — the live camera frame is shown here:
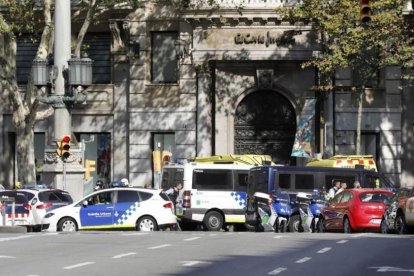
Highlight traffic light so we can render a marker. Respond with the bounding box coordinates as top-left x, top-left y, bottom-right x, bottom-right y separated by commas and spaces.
359, 0, 371, 23
84, 159, 96, 180
56, 135, 71, 159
